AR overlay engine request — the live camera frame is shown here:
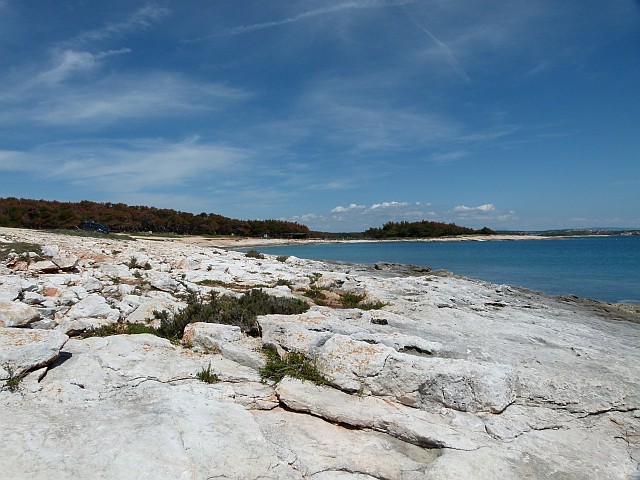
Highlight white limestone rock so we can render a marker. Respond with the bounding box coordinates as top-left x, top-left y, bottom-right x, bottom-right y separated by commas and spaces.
0, 300, 41, 327
28, 260, 59, 273
253, 407, 439, 479
125, 296, 182, 324
51, 255, 79, 271
0, 327, 68, 379
276, 378, 485, 450
1, 381, 300, 480
302, 320, 518, 414
145, 270, 181, 293
64, 293, 120, 322
183, 322, 265, 370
